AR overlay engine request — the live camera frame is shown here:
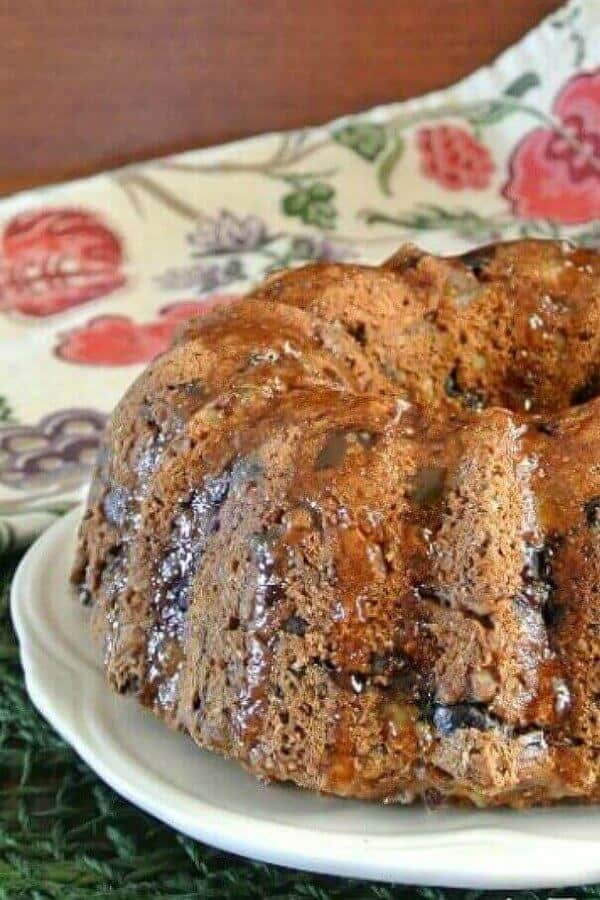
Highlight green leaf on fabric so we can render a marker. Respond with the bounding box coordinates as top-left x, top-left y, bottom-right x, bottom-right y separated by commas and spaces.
467, 73, 539, 127
504, 71, 541, 97
283, 190, 309, 215
307, 183, 334, 202
361, 203, 506, 239
467, 101, 511, 127
333, 122, 387, 161
377, 136, 406, 196
281, 182, 337, 229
